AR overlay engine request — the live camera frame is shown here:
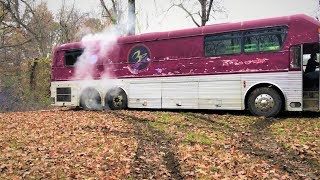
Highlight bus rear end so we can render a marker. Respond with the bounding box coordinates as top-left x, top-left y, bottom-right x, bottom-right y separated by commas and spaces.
50, 43, 83, 107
